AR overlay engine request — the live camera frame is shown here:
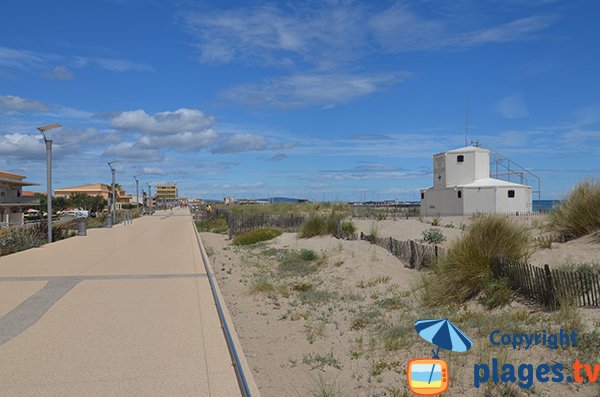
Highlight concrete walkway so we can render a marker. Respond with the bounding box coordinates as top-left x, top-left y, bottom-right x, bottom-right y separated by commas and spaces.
0, 209, 252, 396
